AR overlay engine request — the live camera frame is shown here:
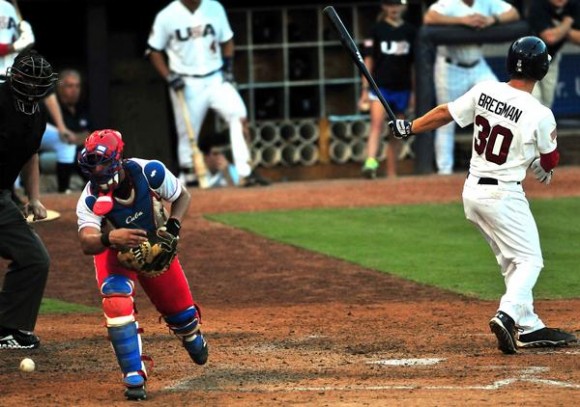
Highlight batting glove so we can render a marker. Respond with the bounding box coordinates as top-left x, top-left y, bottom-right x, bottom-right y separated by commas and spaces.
388, 119, 413, 139
166, 73, 185, 91
530, 158, 553, 185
